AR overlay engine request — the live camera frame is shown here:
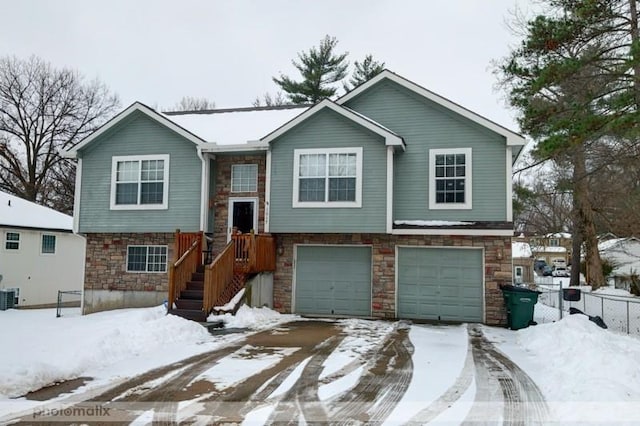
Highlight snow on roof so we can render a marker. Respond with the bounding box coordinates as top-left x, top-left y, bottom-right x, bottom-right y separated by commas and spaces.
0, 191, 72, 231
512, 241, 533, 258
531, 246, 567, 253
393, 220, 475, 227
598, 237, 640, 252
546, 232, 571, 239
164, 105, 307, 145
